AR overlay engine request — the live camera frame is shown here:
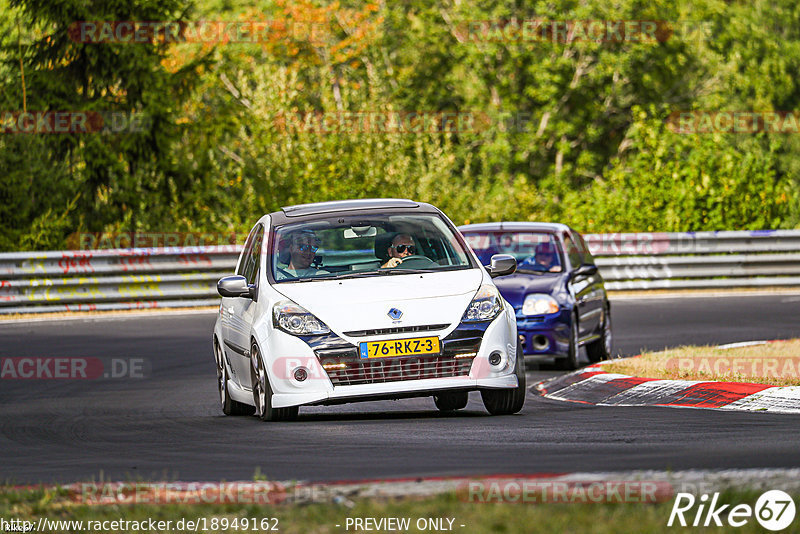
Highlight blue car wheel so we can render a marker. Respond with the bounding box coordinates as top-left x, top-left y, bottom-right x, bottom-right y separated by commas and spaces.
556, 313, 579, 370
